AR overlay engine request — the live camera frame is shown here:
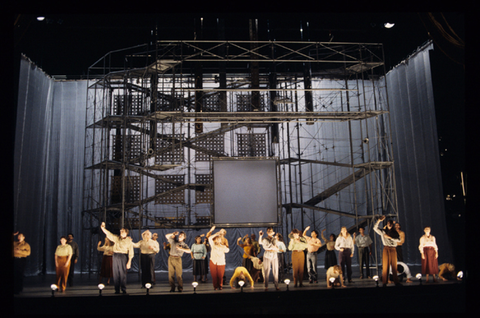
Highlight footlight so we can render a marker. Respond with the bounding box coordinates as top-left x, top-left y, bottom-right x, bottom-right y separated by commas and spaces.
50, 284, 58, 297
284, 279, 290, 291
329, 277, 336, 288
192, 281, 198, 294
145, 283, 152, 295
457, 271, 463, 280
416, 273, 422, 285
372, 275, 379, 287
238, 280, 245, 293
98, 283, 105, 296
